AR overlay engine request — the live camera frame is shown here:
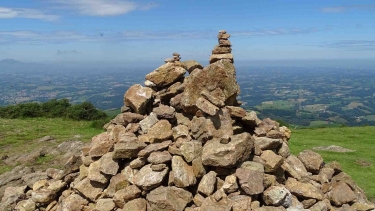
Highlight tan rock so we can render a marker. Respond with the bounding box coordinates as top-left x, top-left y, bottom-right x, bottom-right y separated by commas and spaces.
169, 156, 197, 187
124, 84, 153, 114
95, 198, 115, 211
104, 173, 129, 197
112, 141, 147, 159
114, 112, 144, 126
113, 185, 141, 208
200, 196, 233, 211
200, 89, 225, 108
121, 166, 138, 184
122, 198, 147, 211
181, 60, 239, 114
133, 164, 169, 190
89, 132, 114, 158
172, 124, 190, 140
196, 97, 219, 116
282, 155, 309, 180
180, 141, 203, 163
147, 151, 172, 164
197, 171, 217, 196
219, 39, 231, 46
351, 202, 375, 211
328, 182, 357, 206
209, 53, 234, 64
15, 199, 36, 211
285, 178, 323, 200
55, 194, 88, 211
147, 186, 193, 211
192, 157, 206, 178
129, 157, 146, 169
137, 140, 172, 157
202, 133, 253, 167
309, 200, 328, 211
74, 178, 105, 202
222, 174, 239, 194
145, 62, 186, 88
226, 106, 246, 118
182, 60, 203, 73
212, 45, 232, 54
31, 189, 56, 204
297, 150, 324, 174
153, 104, 176, 119
175, 113, 192, 128
240, 161, 265, 173
261, 150, 284, 173
151, 164, 167, 171
253, 136, 283, 150
278, 142, 291, 158
241, 111, 261, 128
98, 152, 119, 176
88, 161, 109, 184
147, 120, 173, 143
235, 168, 264, 195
